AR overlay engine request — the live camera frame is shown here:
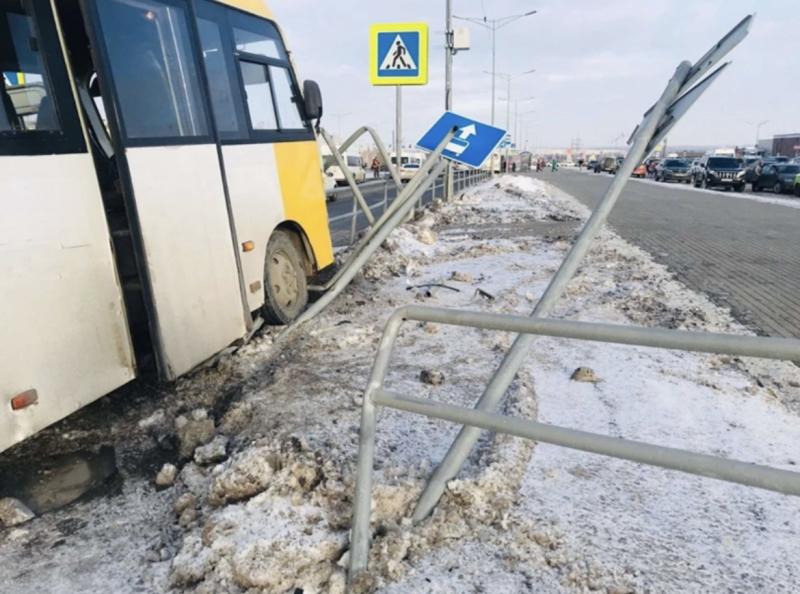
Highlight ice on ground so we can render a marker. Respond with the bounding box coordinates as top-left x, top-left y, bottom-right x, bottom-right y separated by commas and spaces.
1, 175, 798, 594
